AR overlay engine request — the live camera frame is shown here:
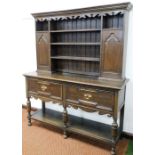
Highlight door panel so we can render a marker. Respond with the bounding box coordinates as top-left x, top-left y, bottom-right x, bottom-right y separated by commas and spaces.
36, 32, 50, 71
101, 29, 123, 74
